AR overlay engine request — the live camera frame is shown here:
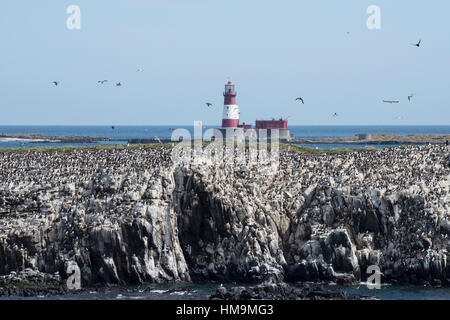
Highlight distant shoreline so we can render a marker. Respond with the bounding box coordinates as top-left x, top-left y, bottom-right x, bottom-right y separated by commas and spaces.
0, 132, 449, 146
